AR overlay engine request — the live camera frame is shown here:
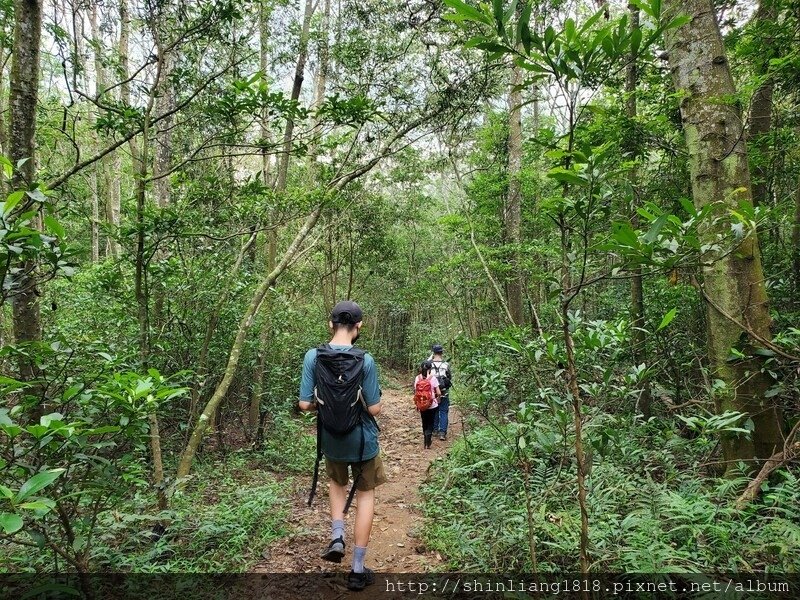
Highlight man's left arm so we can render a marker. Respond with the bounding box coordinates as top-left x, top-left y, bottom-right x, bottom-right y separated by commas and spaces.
363, 354, 382, 416
298, 349, 317, 411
